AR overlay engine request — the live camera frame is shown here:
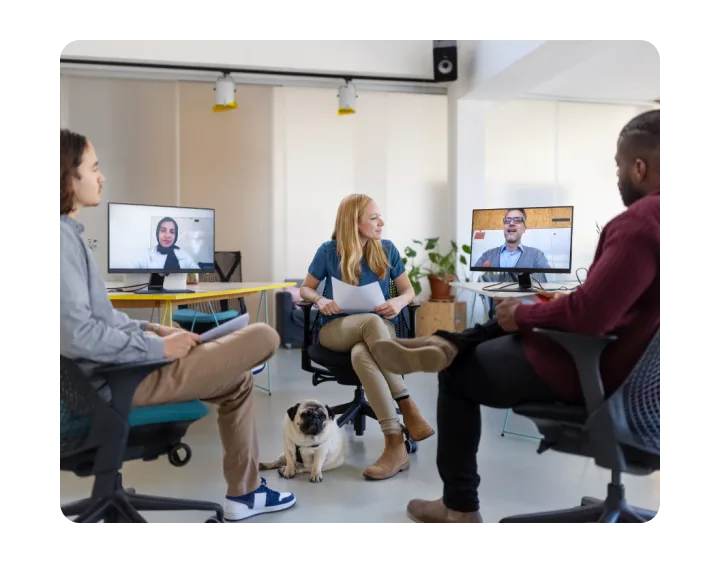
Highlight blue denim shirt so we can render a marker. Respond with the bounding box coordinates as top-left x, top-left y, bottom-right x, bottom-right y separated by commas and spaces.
308, 239, 405, 327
